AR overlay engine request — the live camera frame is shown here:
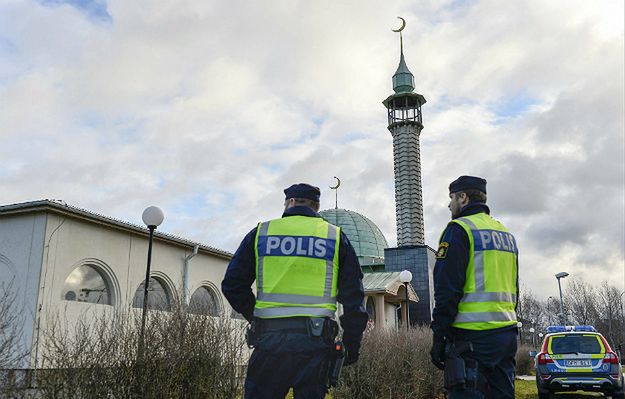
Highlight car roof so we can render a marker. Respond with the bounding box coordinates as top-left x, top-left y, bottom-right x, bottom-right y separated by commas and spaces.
546, 331, 603, 337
